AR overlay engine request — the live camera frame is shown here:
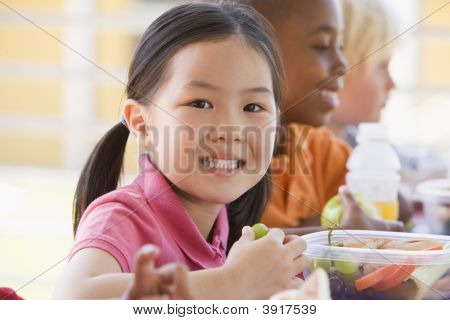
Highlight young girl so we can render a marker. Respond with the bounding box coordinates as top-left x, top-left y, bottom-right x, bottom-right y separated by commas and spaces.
246, 0, 404, 232
53, 2, 309, 300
